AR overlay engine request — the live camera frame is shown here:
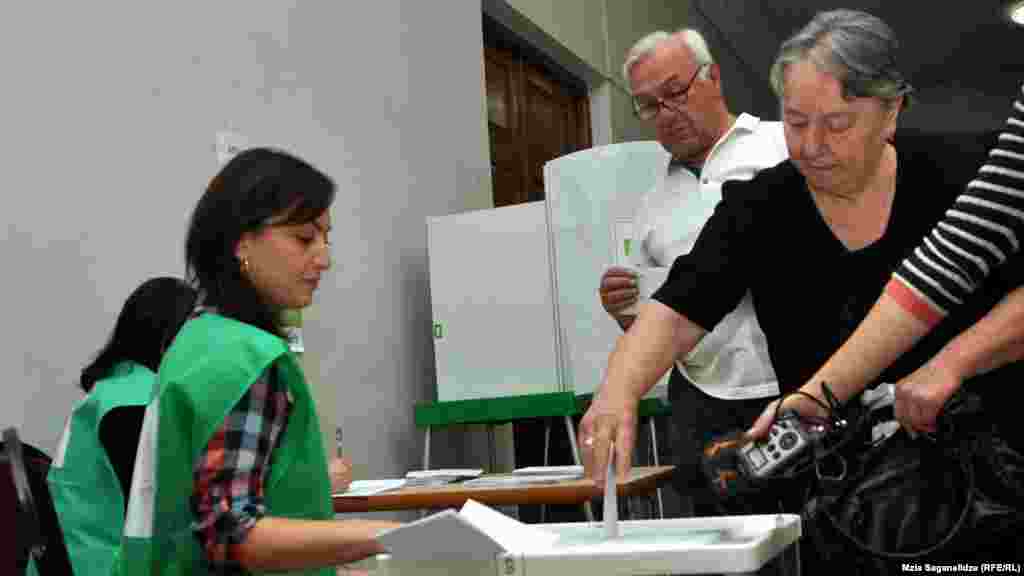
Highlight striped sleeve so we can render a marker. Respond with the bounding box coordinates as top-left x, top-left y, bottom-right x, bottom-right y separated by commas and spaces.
889, 83, 1024, 325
